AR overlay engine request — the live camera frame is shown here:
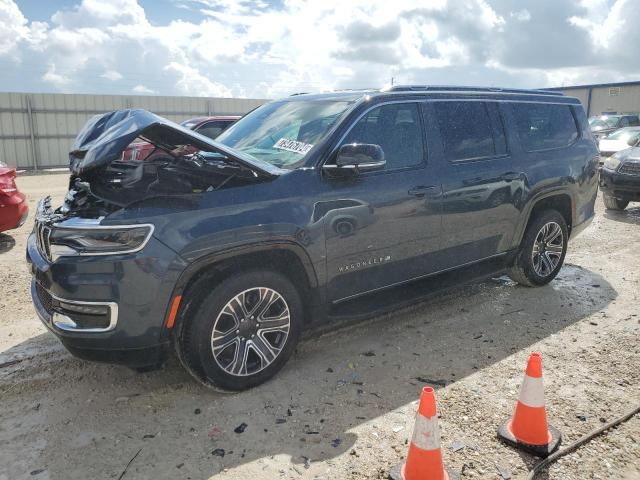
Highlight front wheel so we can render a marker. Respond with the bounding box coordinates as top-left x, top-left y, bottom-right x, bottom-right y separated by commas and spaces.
508, 210, 568, 287
178, 270, 302, 391
603, 194, 629, 211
